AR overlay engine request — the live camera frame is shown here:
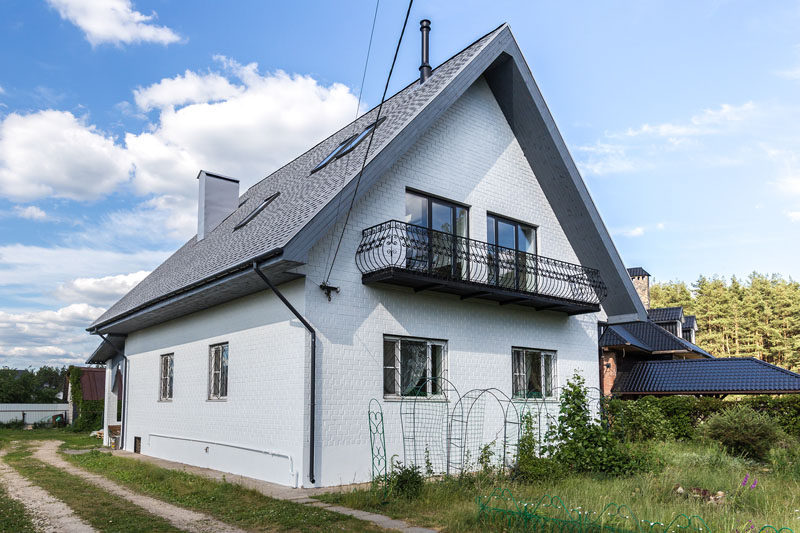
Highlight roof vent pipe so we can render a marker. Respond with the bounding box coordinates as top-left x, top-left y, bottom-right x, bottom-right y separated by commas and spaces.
419, 19, 432, 83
